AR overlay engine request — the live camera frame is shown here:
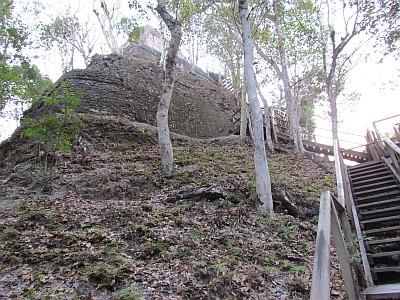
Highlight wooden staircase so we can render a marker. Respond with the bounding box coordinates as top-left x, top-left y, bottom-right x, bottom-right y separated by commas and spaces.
310, 115, 400, 300
348, 160, 400, 298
